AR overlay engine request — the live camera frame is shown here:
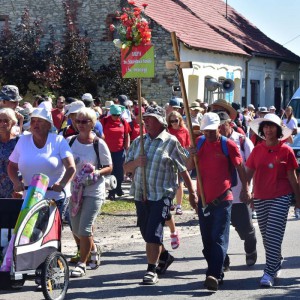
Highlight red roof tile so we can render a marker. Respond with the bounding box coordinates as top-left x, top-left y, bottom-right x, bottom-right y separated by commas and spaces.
134, 0, 300, 63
